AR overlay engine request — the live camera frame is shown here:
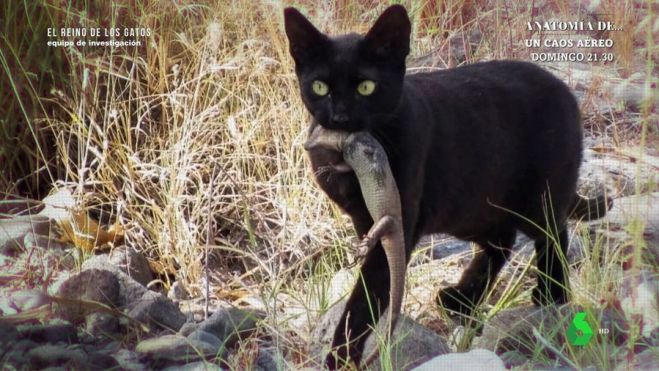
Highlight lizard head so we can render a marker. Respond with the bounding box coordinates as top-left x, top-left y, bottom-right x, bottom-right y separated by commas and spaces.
304, 123, 353, 172
304, 122, 349, 152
